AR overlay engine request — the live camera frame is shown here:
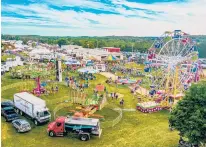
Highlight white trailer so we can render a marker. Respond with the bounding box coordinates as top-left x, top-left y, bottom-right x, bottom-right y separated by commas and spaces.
6, 58, 17, 68
1, 64, 10, 73
15, 56, 24, 66
6, 56, 23, 68
94, 64, 106, 72
13, 92, 51, 125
